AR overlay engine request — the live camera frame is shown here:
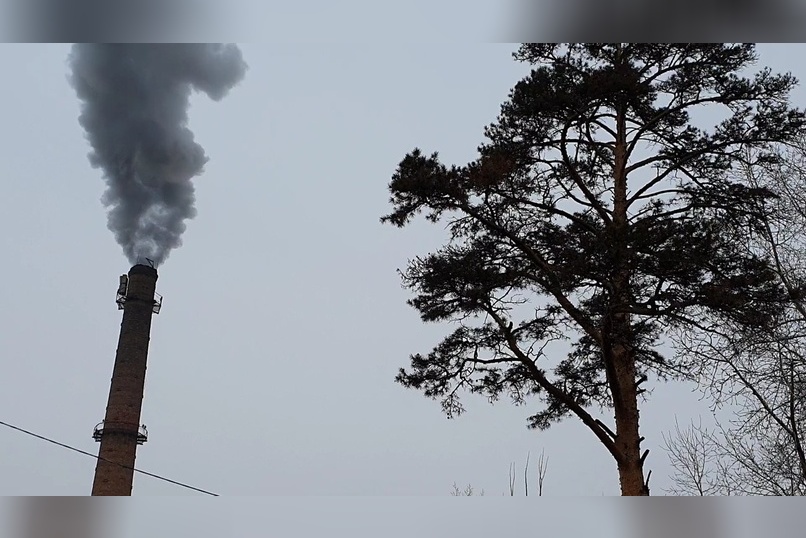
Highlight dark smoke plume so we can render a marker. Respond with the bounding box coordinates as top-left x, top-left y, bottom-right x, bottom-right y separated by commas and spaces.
69, 44, 247, 266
